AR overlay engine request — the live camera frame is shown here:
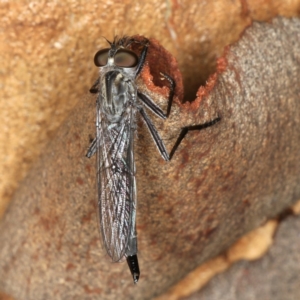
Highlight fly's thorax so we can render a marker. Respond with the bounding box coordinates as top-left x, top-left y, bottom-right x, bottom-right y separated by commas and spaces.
99, 68, 137, 122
